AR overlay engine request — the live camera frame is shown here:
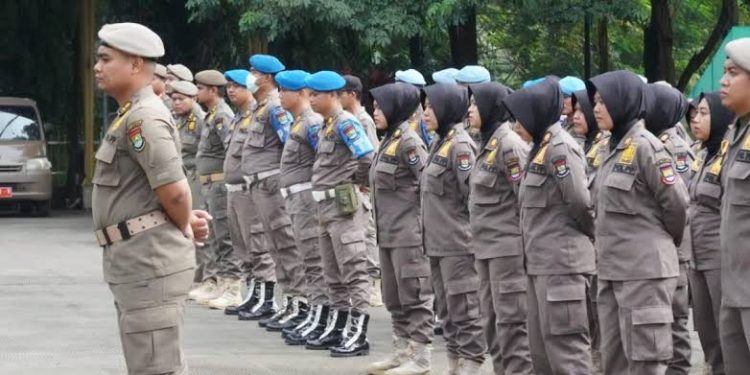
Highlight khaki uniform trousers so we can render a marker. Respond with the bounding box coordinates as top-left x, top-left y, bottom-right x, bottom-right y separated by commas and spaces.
667, 262, 692, 375
689, 268, 724, 375
227, 189, 274, 281
286, 189, 327, 305
109, 269, 193, 375
200, 180, 241, 280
